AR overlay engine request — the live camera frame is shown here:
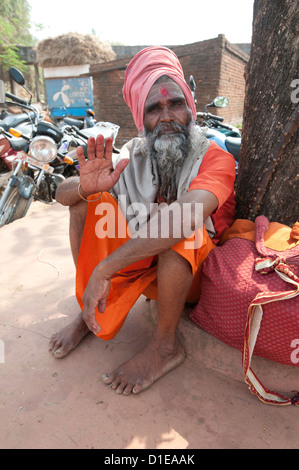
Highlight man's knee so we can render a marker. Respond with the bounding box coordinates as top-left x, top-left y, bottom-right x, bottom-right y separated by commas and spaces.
157, 248, 193, 276
69, 201, 88, 250
69, 200, 88, 226
158, 248, 188, 264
